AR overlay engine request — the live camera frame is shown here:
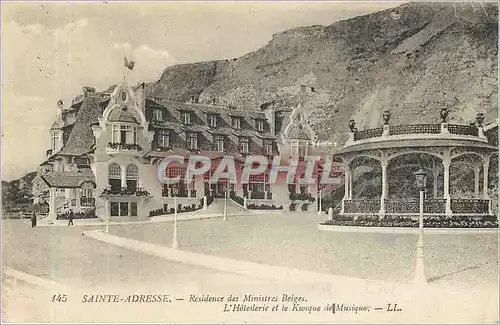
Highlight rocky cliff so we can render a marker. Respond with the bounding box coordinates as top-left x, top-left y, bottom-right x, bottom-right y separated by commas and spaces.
146, 2, 498, 146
